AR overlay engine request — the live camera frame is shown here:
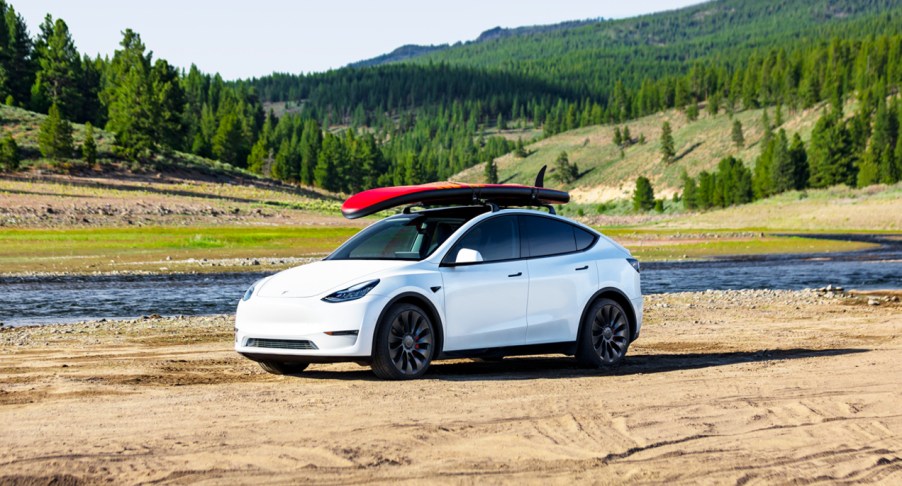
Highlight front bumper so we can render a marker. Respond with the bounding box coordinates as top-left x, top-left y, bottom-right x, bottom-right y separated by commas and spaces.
234, 293, 389, 360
